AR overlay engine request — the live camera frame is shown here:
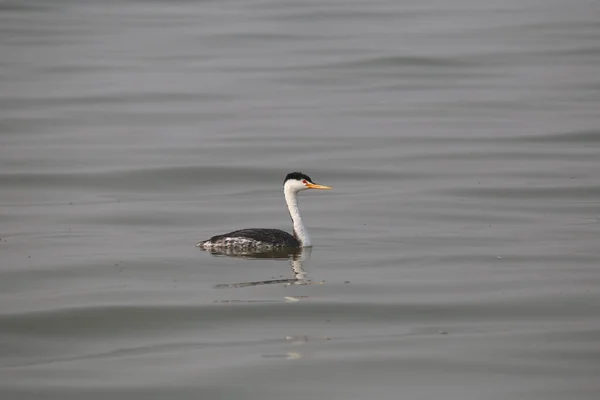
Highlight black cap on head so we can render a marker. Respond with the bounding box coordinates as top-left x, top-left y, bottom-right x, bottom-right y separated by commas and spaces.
284, 172, 313, 185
